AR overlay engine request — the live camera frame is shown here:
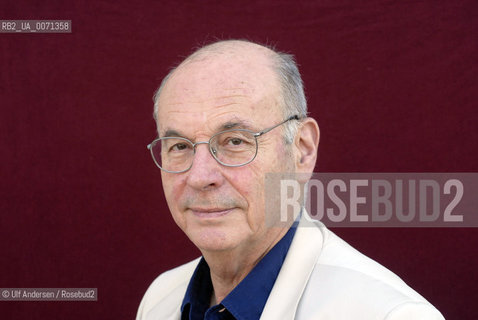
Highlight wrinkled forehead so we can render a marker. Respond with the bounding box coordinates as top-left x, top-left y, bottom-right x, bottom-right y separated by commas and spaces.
163, 51, 278, 100
155, 54, 283, 136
